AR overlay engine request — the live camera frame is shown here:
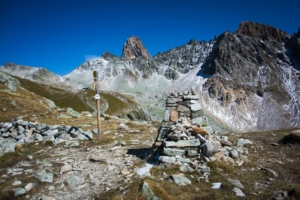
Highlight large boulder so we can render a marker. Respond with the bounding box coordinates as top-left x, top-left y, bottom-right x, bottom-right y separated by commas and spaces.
201, 141, 221, 157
